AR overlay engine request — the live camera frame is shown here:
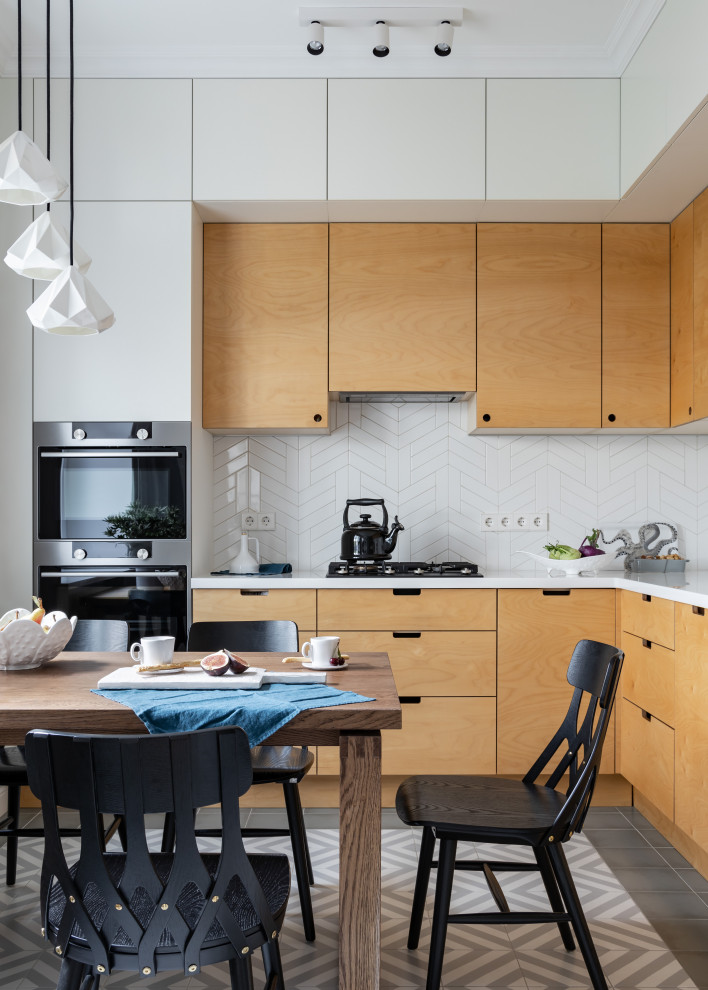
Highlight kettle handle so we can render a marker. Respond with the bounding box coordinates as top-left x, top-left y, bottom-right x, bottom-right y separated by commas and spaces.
343, 498, 388, 530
